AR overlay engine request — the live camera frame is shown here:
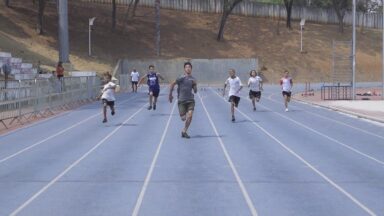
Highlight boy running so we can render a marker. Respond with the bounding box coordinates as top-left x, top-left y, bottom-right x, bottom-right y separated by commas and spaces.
169, 62, 197, 139
280, 70, 293, 112
248, 70, 263, 111
223, 69, 243, 122
138, 65, 164, 110
100, 72, 116, 123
